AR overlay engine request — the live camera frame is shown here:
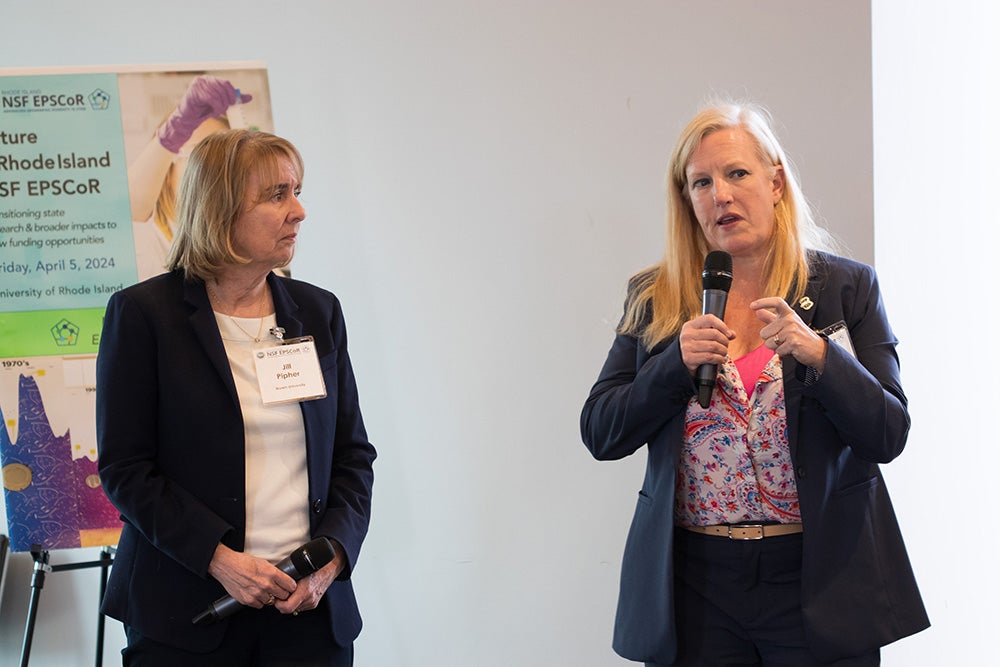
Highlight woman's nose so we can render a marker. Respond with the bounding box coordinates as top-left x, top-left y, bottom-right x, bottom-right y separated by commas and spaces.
291, 196, 306, 222
712, 182, 732, 205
